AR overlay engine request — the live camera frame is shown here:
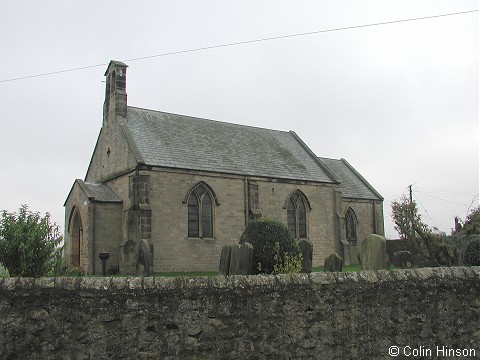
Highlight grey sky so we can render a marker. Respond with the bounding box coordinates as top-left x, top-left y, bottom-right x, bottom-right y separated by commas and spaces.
0, 0, 478, 239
